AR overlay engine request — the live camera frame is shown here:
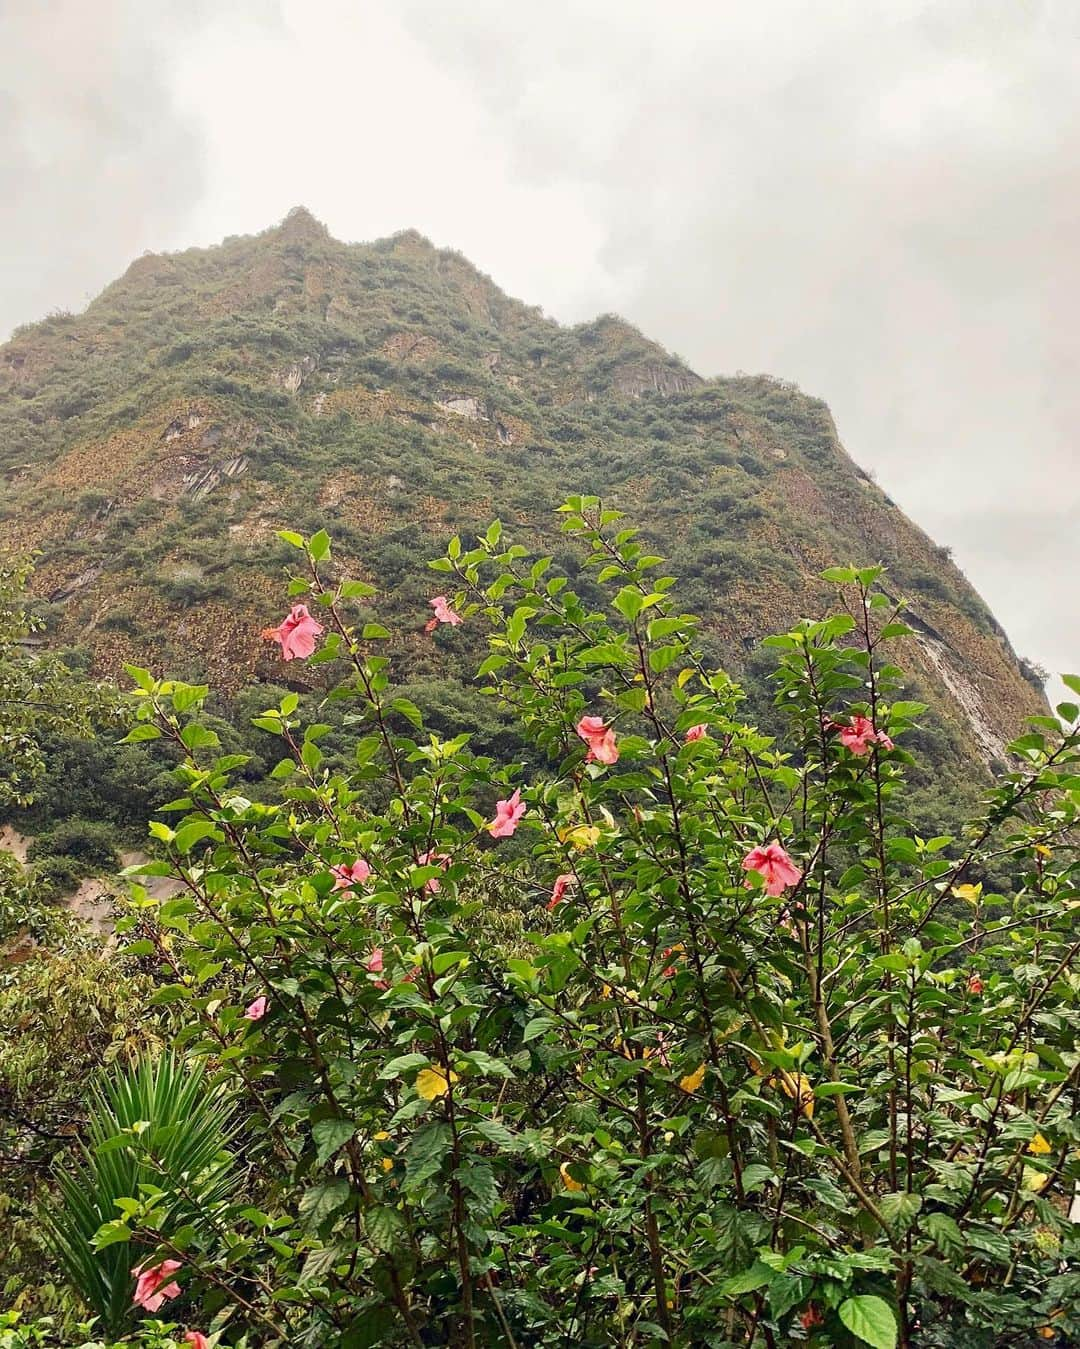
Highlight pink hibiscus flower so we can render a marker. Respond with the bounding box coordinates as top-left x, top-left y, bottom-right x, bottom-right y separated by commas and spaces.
365, 946, 389, 989
184, 1334, 210, 1349
576, 715, 619, 766
684, 724, 708, 742
547, 873, 575, 912
832, 714, 893, 755
243, 996, 267, 1021
741, 840, 803, 898
131, 1259, 182, 1312
661, 944, 685, 977
417, 849, 452, 893
261, 604, 324, 661
425, 595, 462, 632
488, 789, 526, 838
331, 859, 372, 890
